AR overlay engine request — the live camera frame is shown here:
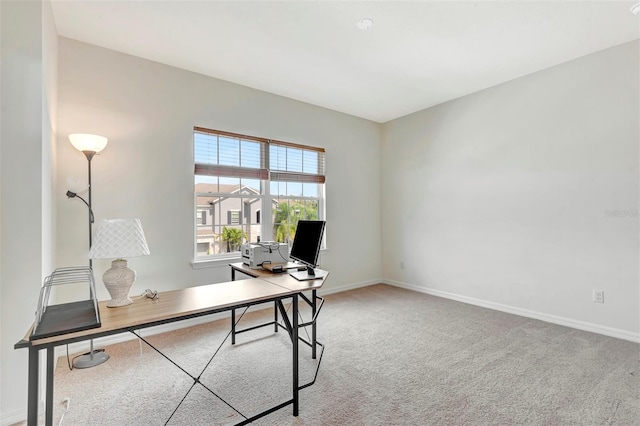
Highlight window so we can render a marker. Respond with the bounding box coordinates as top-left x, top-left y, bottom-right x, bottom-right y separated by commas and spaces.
194, 127, 325, 258
196, 210, 207, 225
228, 210, 240, 225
